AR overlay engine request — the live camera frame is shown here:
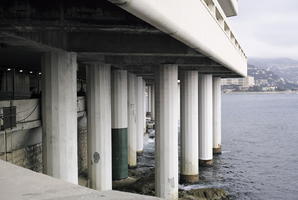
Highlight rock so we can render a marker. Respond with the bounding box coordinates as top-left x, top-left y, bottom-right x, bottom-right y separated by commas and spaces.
112, 177, 138, 189
147, 129, 155, 139
180, 188, 230, 200
115, 167, 229, 200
